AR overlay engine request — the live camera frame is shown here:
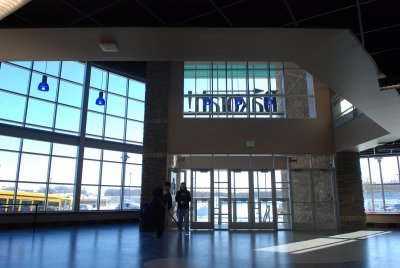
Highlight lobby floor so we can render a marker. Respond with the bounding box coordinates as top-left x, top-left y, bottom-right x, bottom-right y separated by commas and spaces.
0, 223, 398, 268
